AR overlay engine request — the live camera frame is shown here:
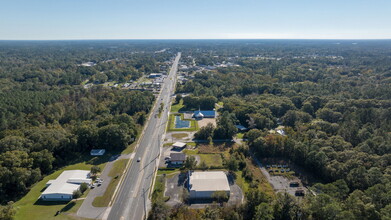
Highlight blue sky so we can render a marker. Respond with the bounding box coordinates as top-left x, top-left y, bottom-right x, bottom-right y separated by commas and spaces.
0, 0, 390, 40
